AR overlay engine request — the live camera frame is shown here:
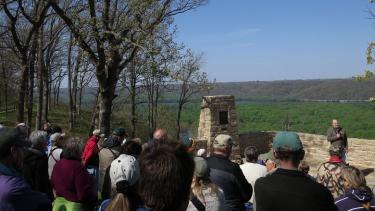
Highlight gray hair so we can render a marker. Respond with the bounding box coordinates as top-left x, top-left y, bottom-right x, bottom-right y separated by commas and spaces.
62, 138, 83, 161
29, 130, 48, 147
